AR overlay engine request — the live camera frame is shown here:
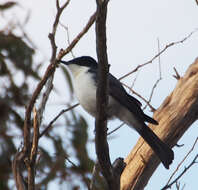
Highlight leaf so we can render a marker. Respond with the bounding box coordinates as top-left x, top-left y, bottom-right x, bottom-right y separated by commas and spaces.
0, 32, 41, 79
71, 115, 94, 172
0, 2, 17, 11
60, 65, 74, 98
